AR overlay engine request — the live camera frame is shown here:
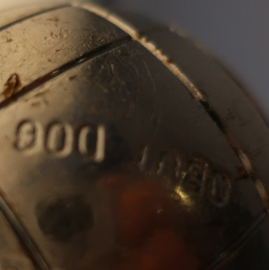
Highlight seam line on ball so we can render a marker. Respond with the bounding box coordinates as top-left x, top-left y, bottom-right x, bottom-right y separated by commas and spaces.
0, 35, 132, 109
0, 196, 51, 270
73, 1, 269, 213
205, 211, 268, 270
0, 4, 71, 33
